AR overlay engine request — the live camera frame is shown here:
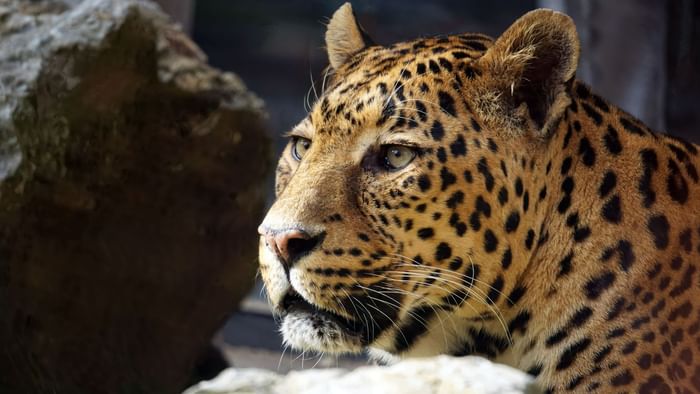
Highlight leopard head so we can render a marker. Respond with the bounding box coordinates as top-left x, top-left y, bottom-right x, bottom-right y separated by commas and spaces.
258, 3, 580, 358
